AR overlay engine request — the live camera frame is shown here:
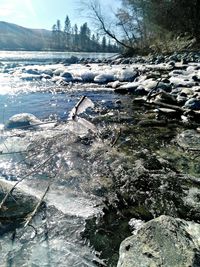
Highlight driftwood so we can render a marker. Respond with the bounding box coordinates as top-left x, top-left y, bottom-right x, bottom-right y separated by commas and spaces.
145, 100, 184, 113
